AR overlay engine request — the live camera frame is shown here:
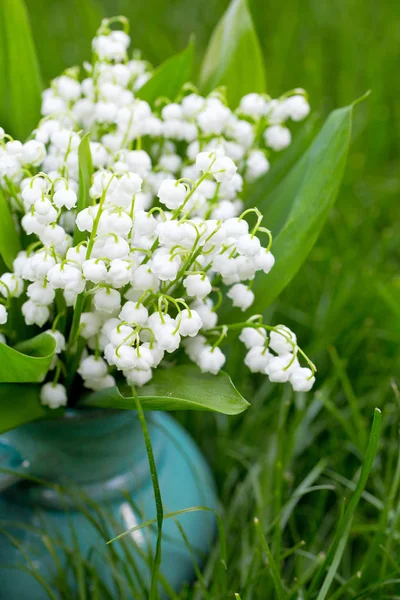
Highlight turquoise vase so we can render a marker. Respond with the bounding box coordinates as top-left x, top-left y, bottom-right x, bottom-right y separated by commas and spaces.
0, 409, 218, 598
